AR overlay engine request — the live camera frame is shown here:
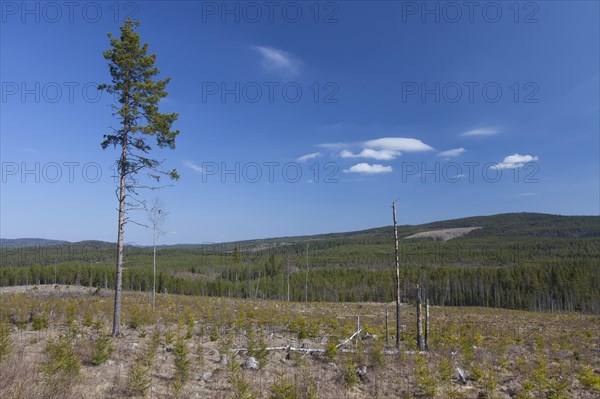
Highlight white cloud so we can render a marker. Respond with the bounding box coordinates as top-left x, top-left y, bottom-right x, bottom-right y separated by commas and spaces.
321, 137, 432, 161
343, 163, 393, 174
364, 137, 434, 152
494, 154, 539, 169
317, 142, 348, 150
252, 46, 300, 76
461, 128, 499, 137
183, 160, 203, 173
296, 152, 321, 162
340, 148, 400, 160
438, 147, 466, 158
